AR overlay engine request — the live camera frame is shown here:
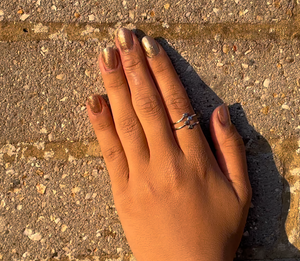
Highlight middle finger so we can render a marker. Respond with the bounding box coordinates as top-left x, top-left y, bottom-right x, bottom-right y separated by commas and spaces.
115, 28, 178, 153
